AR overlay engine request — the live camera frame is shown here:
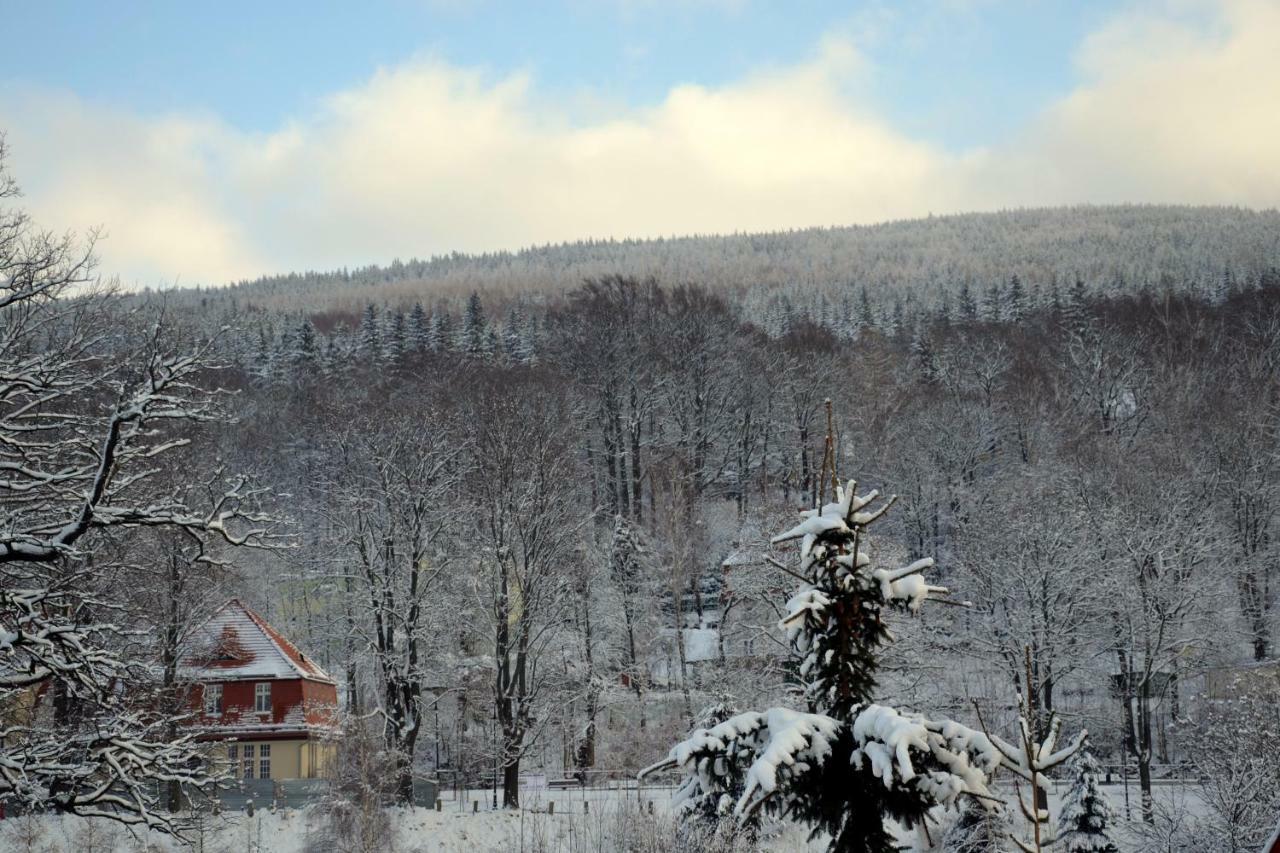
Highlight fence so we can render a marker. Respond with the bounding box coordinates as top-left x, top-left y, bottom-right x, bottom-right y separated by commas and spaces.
204, 777, 437, 812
